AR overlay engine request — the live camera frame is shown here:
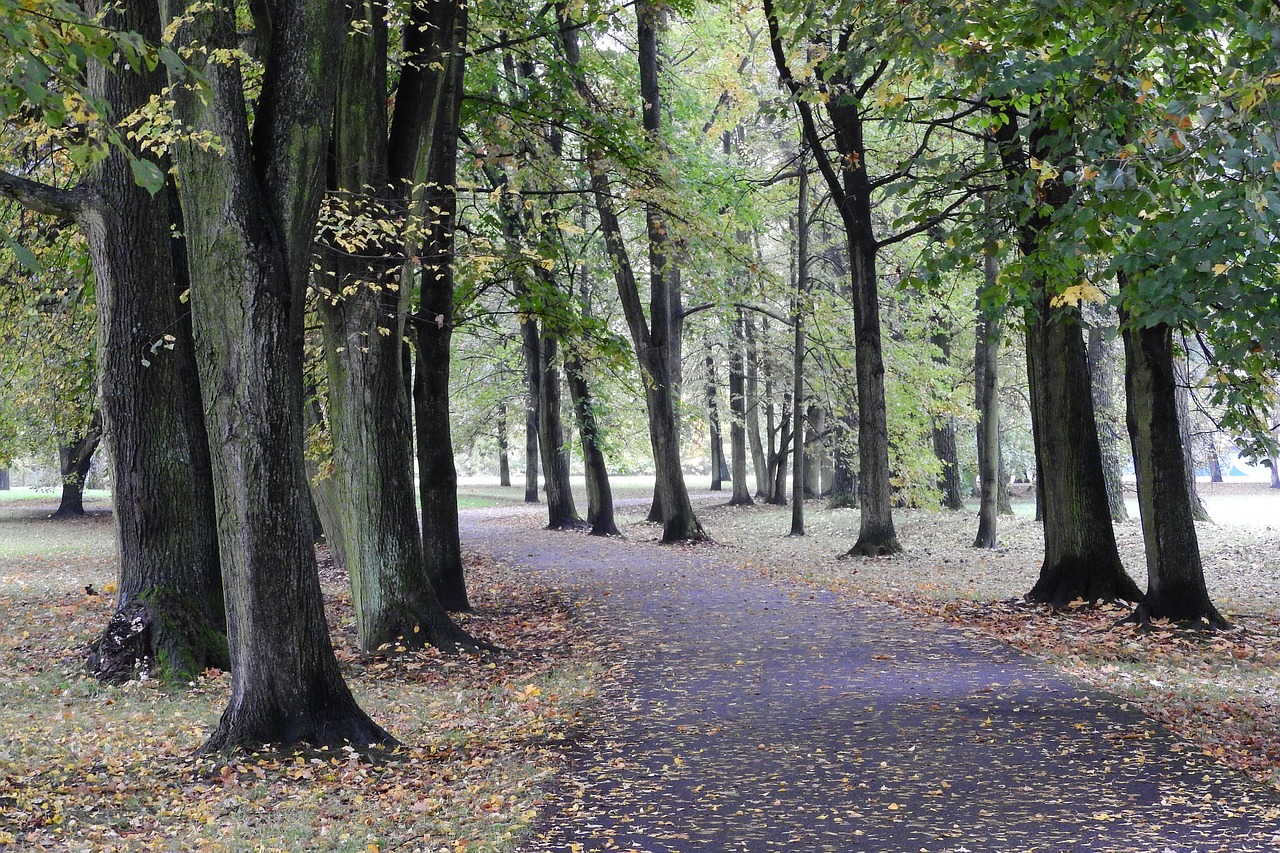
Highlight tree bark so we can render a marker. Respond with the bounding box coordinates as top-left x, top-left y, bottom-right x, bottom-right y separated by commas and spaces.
829, 412, 858, 509
497, 402, 511, 486
790, 158, 809, 535
164, 0, 392, 751
1087, 325, 1129, 522
973, 267, 1001, 548
991, 107, 1139, 605
705, 339, 728, 491
930, 328, 964, 511
523, 323, 541, 504
1122, 318, 1226, 627
565, 348, 619, 535
763, 0, 901, 556
728, 310, 754, 506
24, 0, 229, 685
403, 0, 473, 614
1174, 352, 1211, 522
53, 411, 102, 518
745, 315, 768, 499
537, 329, 584, 529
